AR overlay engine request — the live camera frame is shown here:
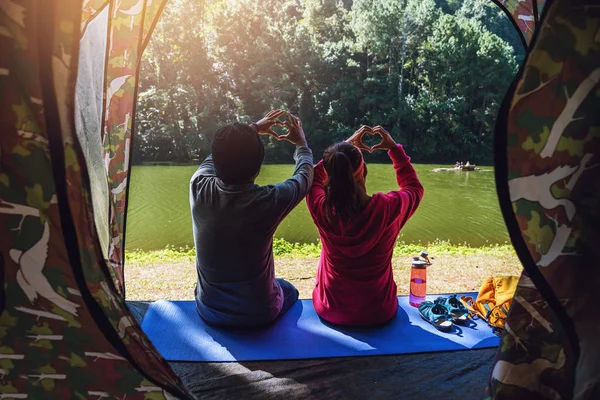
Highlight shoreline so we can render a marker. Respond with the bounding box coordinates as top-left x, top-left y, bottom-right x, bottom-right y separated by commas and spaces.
125, 240, 522, 301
